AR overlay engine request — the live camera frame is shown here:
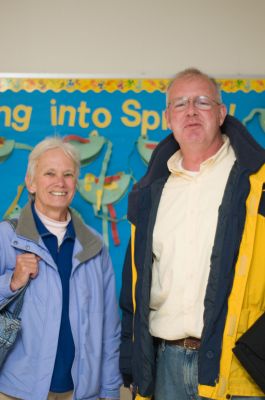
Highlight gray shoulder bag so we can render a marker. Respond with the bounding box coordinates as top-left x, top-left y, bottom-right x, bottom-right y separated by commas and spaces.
0, 218, 30, 368
0, 281, 30, 368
